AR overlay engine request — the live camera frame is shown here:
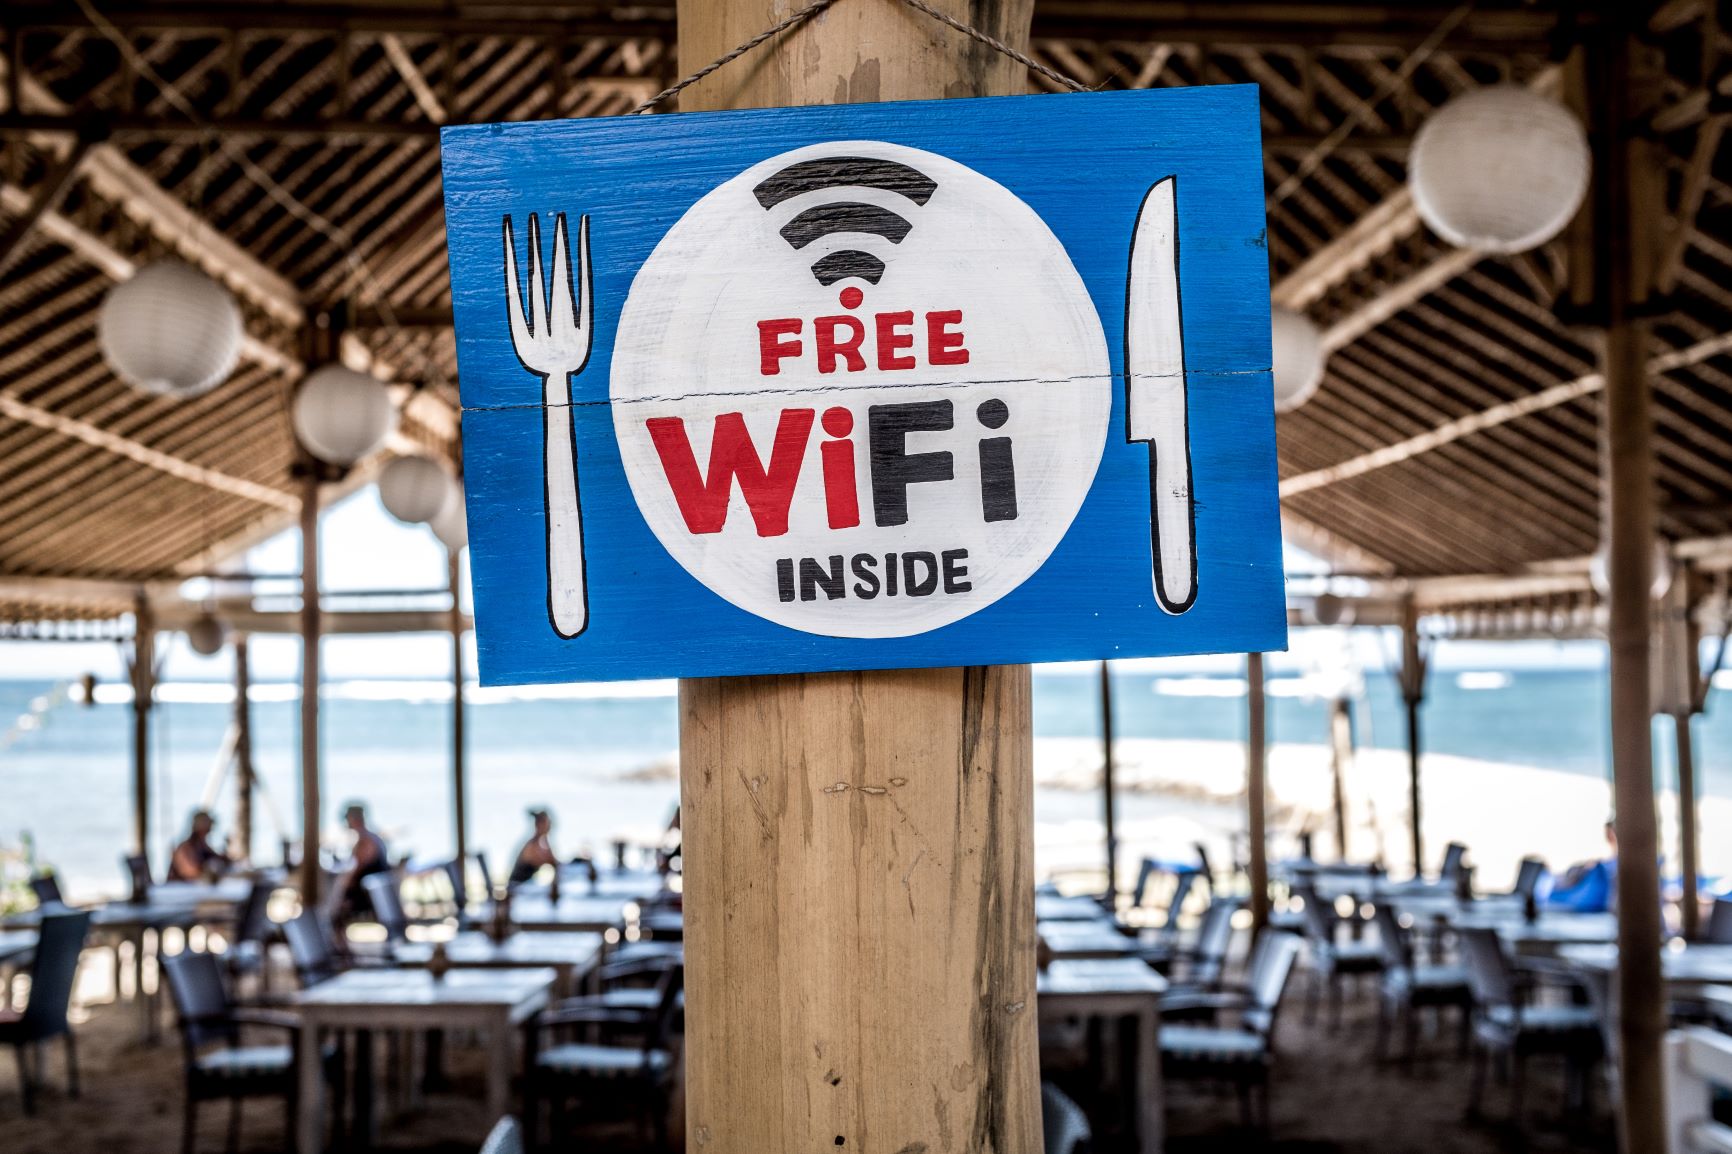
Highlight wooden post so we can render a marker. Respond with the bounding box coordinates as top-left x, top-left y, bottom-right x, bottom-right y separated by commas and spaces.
299, 469, 322, 903
131, 593, 155, 858
1398, 595, 1427, 875
1327, 697, 1352, 859
1675, 709, 1700, 939
1098, 659, 1118, 899
676, 4, 1040, 1151
1584, 15, 1666, 1151
449, 549, 469, 870
1246, 651, 1269, 934
233, 632, 254, 864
